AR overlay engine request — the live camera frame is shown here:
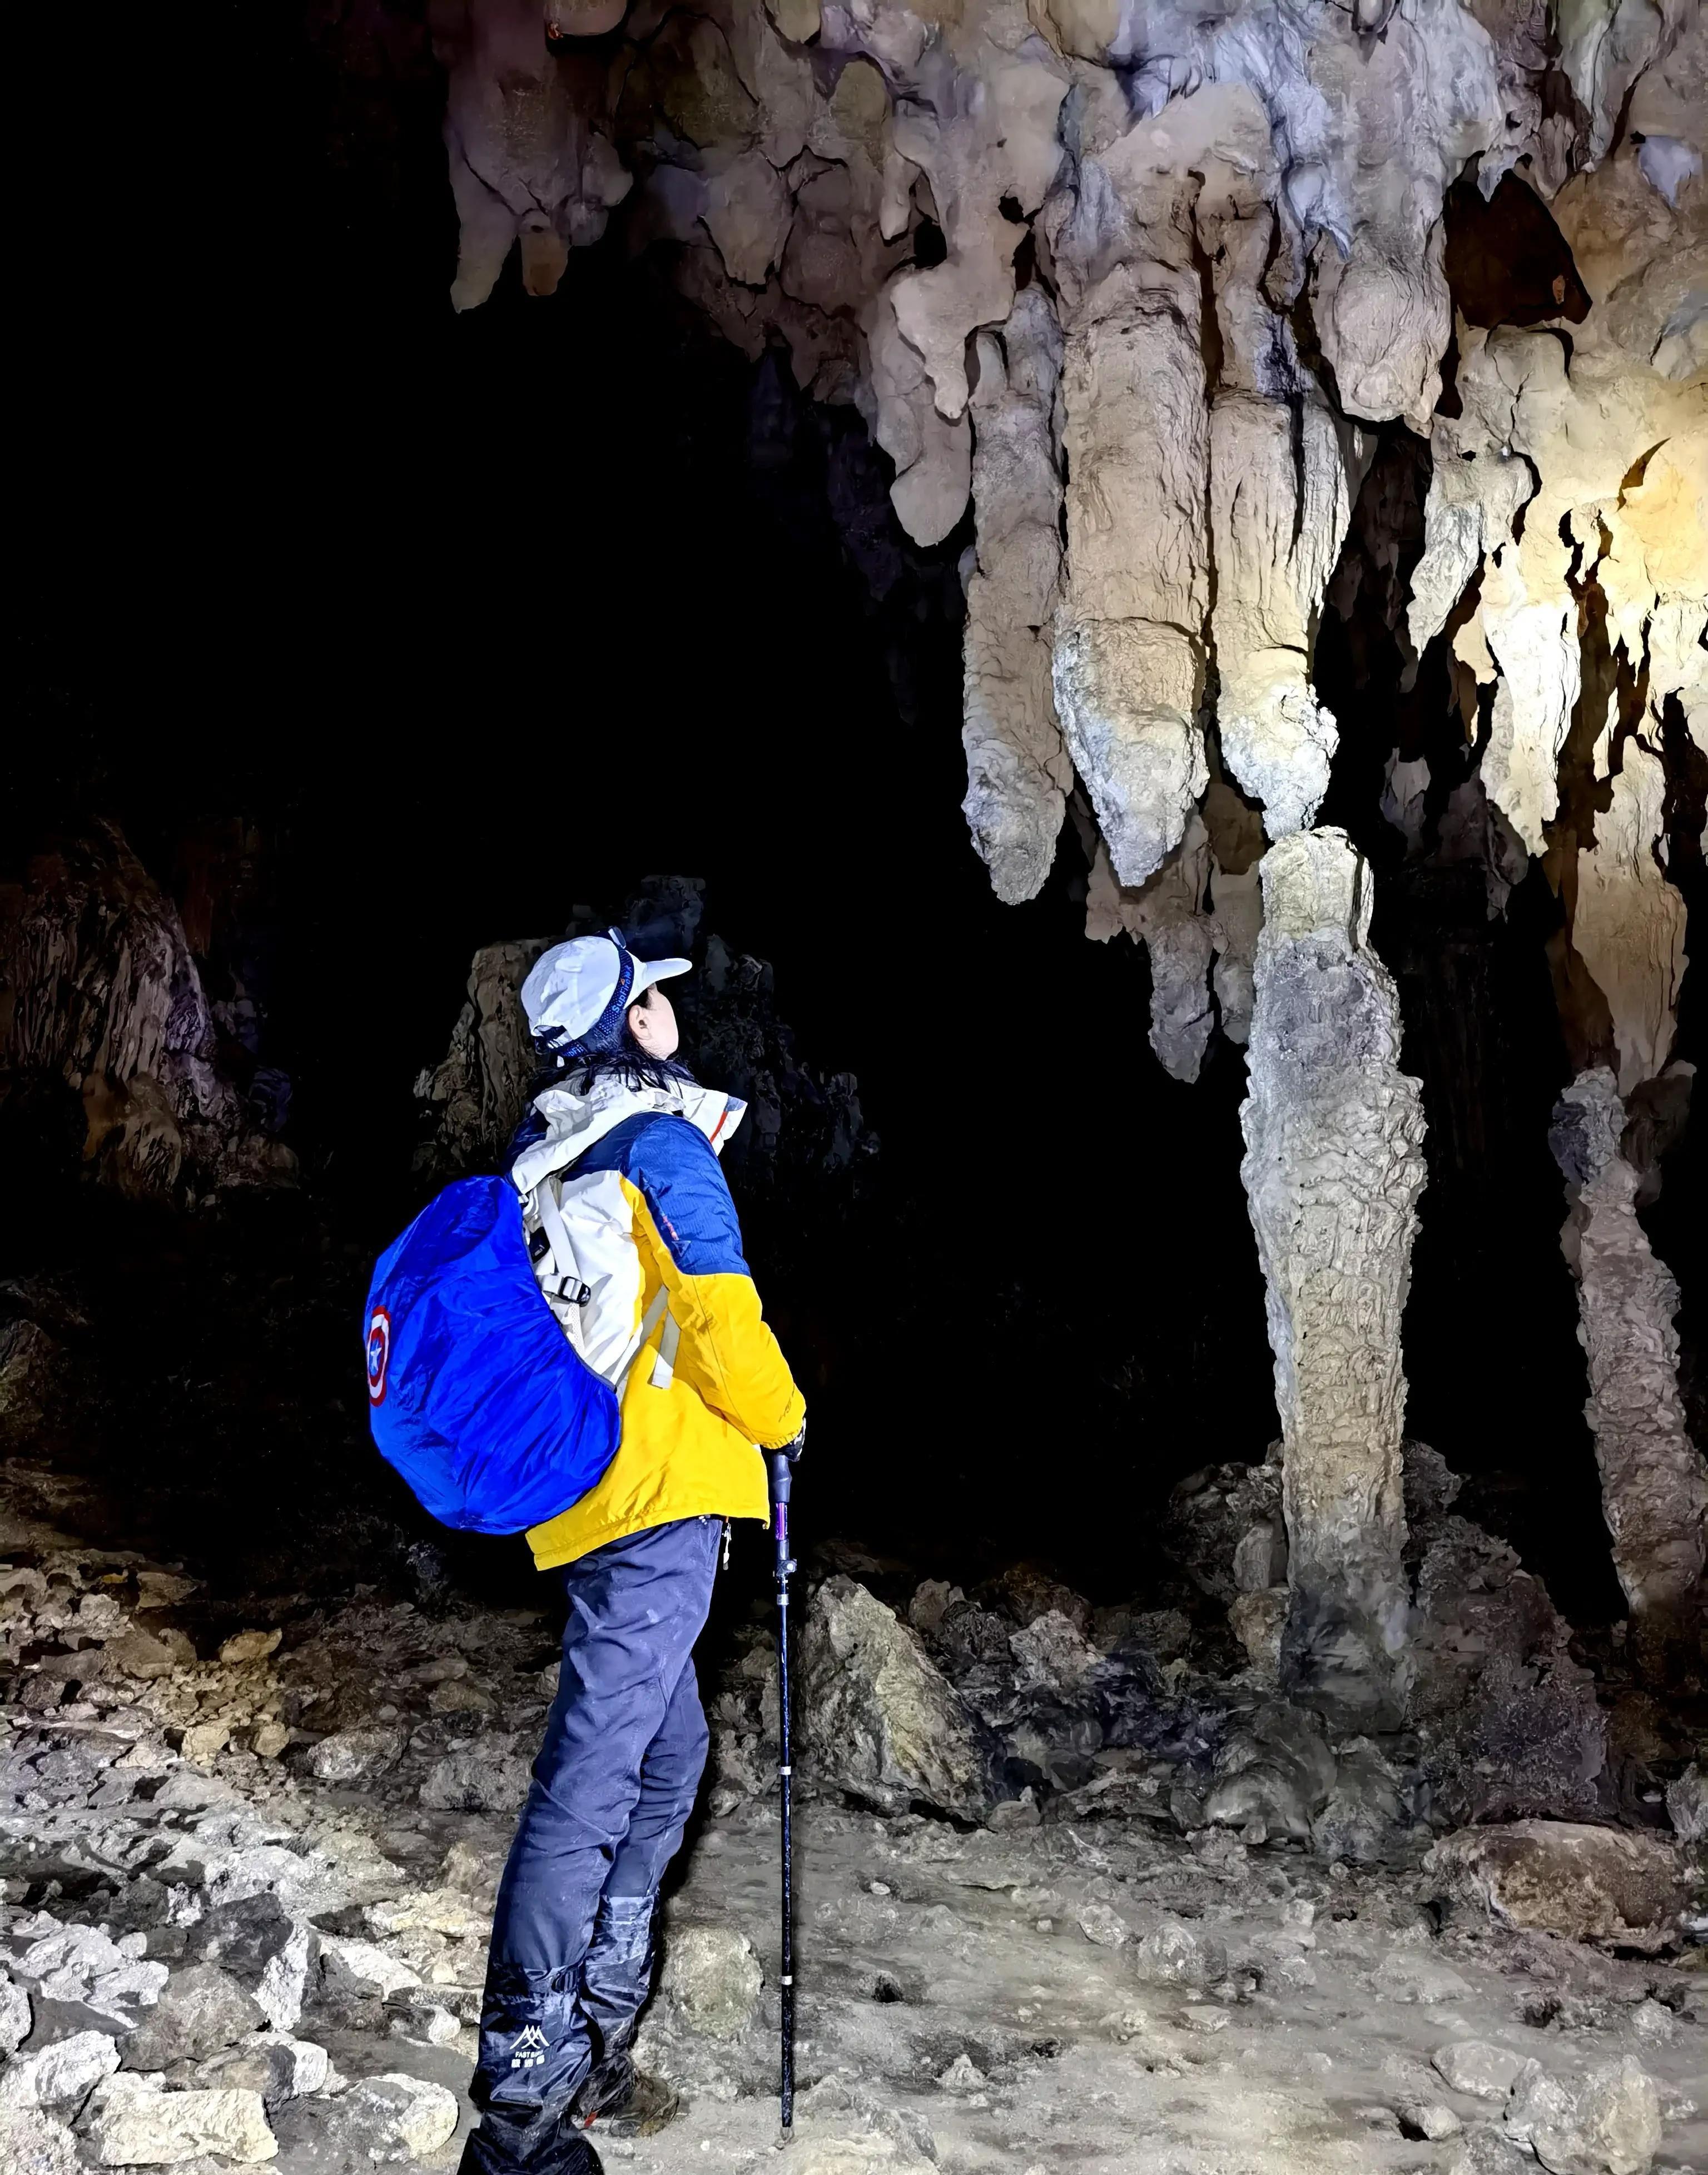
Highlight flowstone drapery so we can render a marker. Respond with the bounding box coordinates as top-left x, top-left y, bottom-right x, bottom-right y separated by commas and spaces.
1238, 831, 1427, 1725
